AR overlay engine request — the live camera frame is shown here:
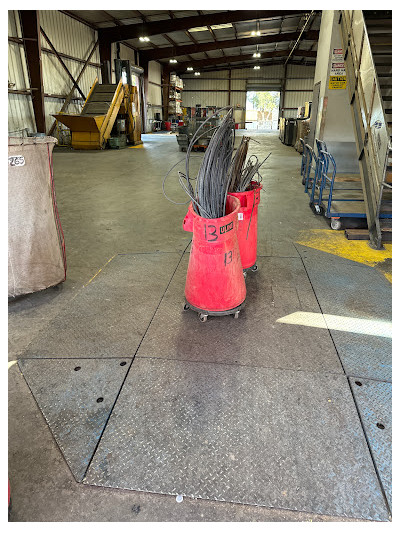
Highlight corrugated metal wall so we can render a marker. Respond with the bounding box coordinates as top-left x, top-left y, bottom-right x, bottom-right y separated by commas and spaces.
8, 10, 141, 136
9, 10, 315, 135
181, 63, 315, 123
147, 60, 162, 129
8, 10, 35, 134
